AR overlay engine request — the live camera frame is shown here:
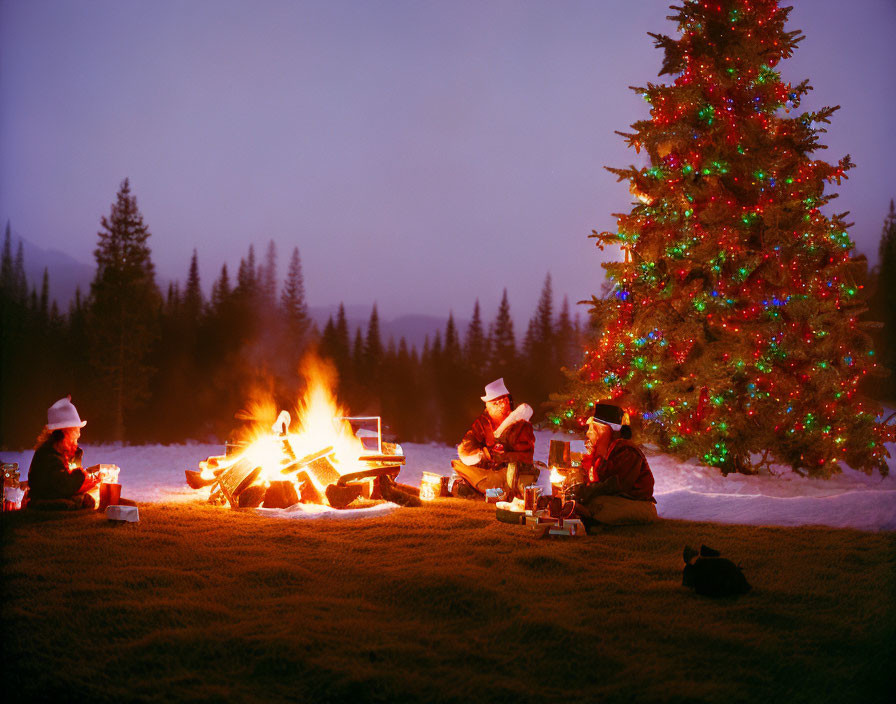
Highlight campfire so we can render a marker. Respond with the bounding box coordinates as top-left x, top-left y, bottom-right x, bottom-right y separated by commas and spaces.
185, 360, 405, 510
